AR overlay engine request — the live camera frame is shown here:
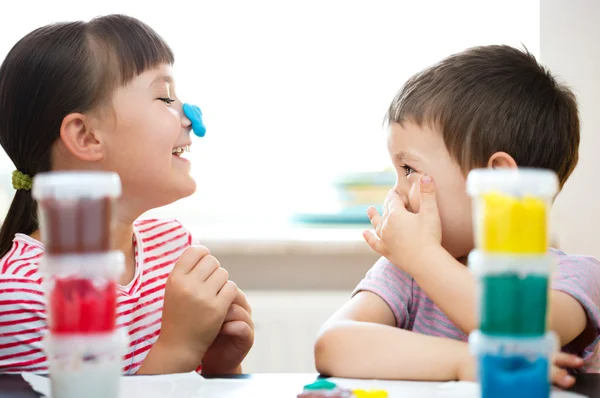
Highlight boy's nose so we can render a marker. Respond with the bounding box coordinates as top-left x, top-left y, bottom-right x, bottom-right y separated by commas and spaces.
394, 179, 421, 213
393, 184, 410, 209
